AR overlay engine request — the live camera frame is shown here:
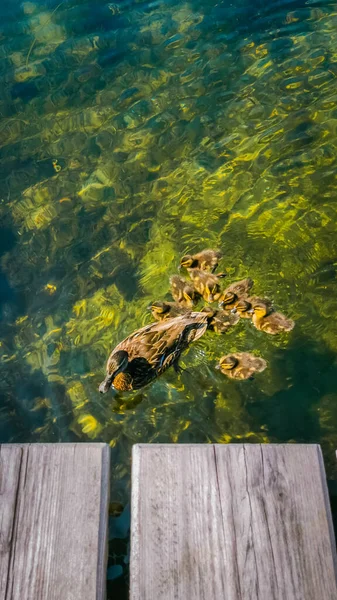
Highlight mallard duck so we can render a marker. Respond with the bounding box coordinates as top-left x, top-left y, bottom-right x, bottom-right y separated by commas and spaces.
251, 300, 295, 335
179, 249, 222, 273
170, 275, 200, 308
234, 296, 272, 319
201, 307, 240, 333
99, 312, 212, 392
216, 352, 267, 380
187, 268, 224, 303
219, 278, 254, 309
148, 301, 190, 321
